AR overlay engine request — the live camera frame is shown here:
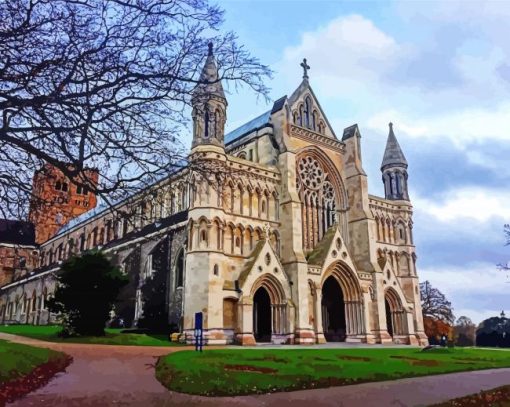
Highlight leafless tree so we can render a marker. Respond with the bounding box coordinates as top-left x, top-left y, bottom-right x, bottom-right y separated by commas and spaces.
0, 0, 271, 219
498, 224, 510, 272
420, 280, 455, 324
